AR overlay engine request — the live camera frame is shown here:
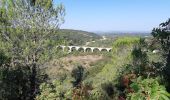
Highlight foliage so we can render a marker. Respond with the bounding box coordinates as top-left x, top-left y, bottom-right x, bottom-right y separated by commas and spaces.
0, 51, 34, 100
114, 32, 170, 100
87, 58, 111, 79
151, 19, 170, 52
0, 66, 33, 100
0, 0, 65, 99
113, 37, 164, 99
0, 0, 65, 65
151, 18, 170, 91
1, 1, 170, 99
90, 87, 110, 100
131, 45, 149, 76
112, 36, 140, 51
72, 83, 93, 100
127, 77, 170, 100
117, 38, 151, 79
71, 65, 86, 87
36, 65, 87, 99
36, 79, 73, 100
30, 0, 53, 9
80, 37, 140, 99
0, 51, 10, 66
